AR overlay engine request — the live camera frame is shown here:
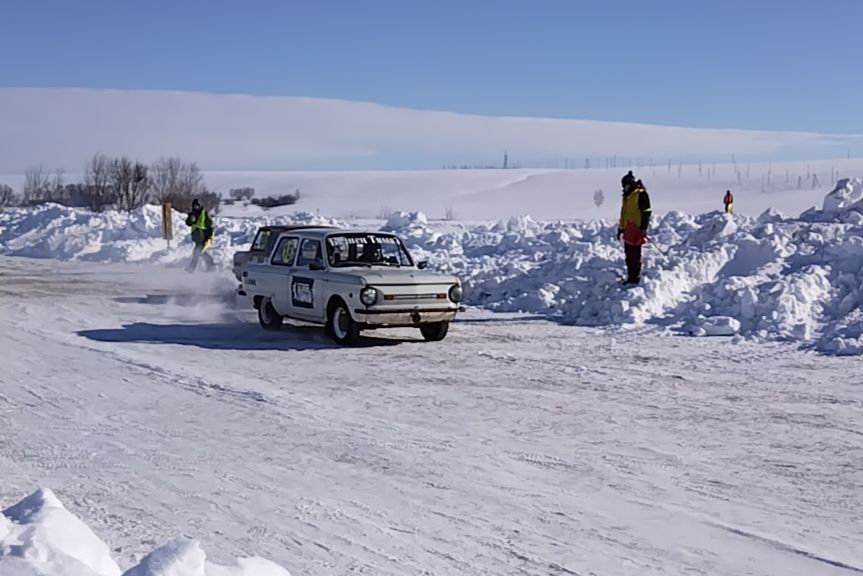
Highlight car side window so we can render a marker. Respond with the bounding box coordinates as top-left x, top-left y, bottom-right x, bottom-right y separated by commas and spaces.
252, 230, 270, 251
297, 239, 322, 267
271, 237, 298, 266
